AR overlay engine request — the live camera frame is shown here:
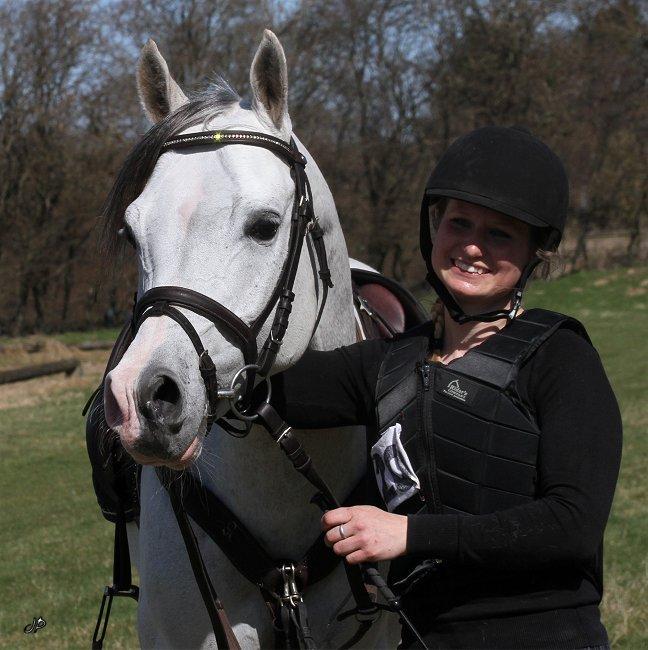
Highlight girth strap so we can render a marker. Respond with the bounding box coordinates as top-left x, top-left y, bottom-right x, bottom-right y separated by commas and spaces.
160, 467, 340, 589
157, 461, 363, 650
274, 598, 317, 650
157, 403, 382, 649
